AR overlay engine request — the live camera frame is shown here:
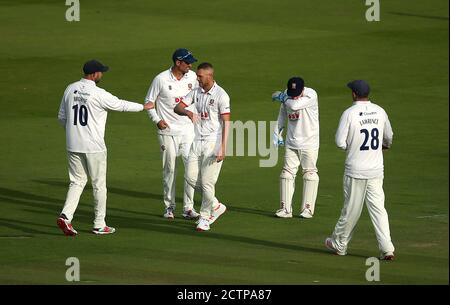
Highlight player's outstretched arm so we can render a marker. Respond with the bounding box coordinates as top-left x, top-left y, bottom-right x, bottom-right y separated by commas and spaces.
100, 90, 149, 113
